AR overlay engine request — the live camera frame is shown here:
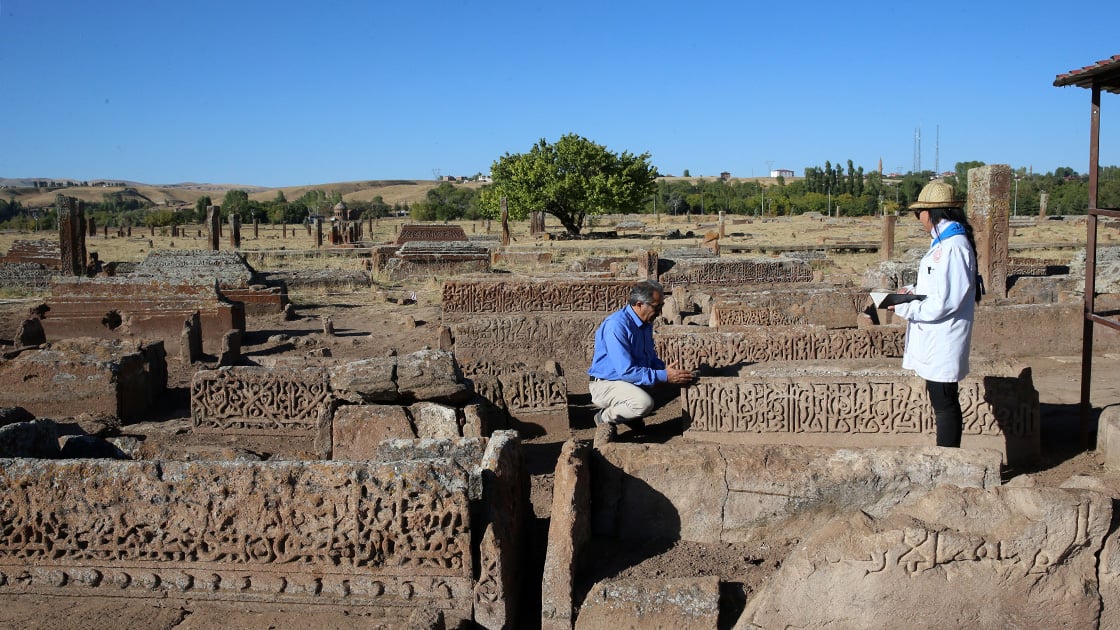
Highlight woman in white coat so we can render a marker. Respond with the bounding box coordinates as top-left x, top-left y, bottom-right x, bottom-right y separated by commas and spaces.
890, 180, 979, 447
